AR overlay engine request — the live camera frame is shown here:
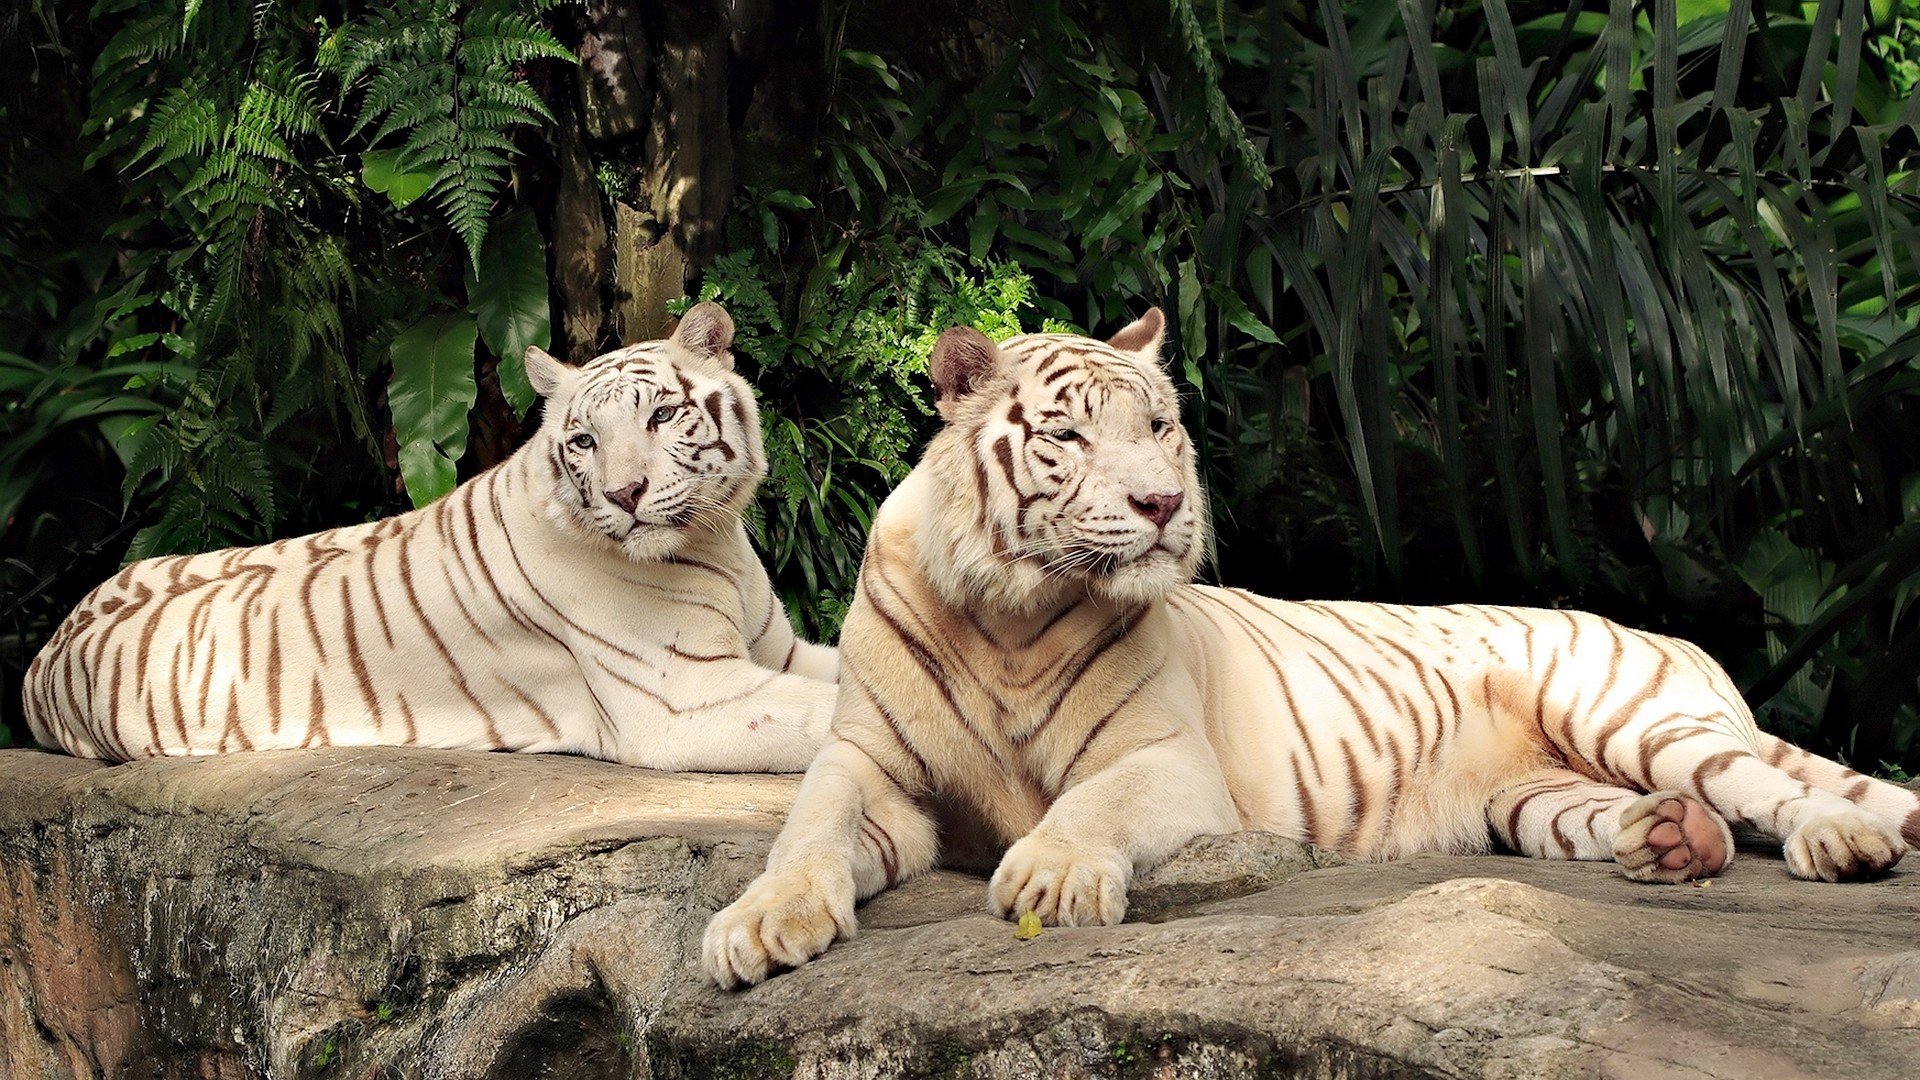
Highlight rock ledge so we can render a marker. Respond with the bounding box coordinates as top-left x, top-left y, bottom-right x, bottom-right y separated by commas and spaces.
2, 748, 1917, 1078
